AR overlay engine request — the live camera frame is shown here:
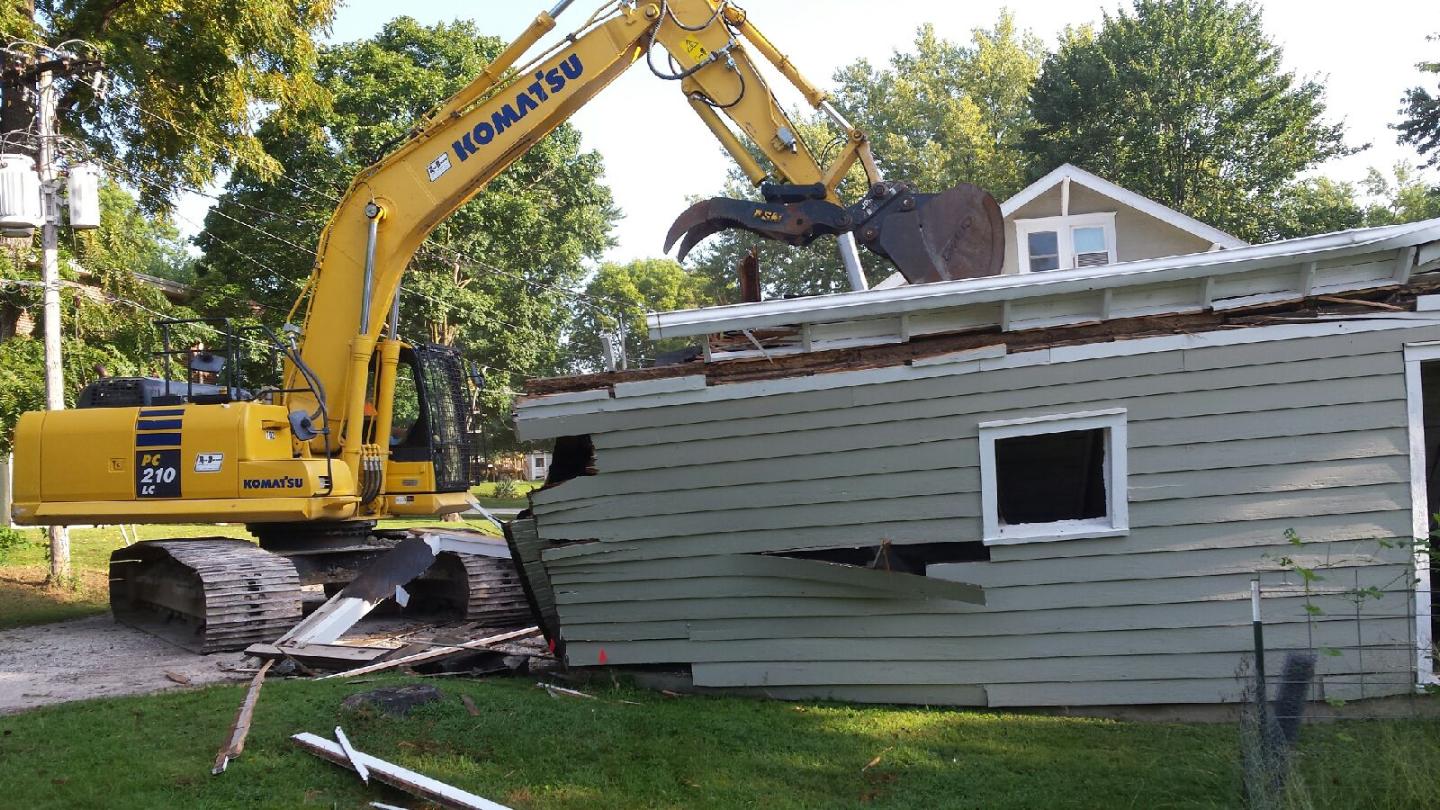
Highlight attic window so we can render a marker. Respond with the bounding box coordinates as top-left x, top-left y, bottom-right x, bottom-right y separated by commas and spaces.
978, 409, 1129, 545
1015, 213, 1117, 272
